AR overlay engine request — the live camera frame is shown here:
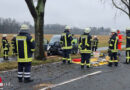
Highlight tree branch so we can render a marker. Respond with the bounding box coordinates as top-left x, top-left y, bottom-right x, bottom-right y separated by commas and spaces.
25, 0, 37, 19
112, 0, 129, 16
121, 0, 129, 8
